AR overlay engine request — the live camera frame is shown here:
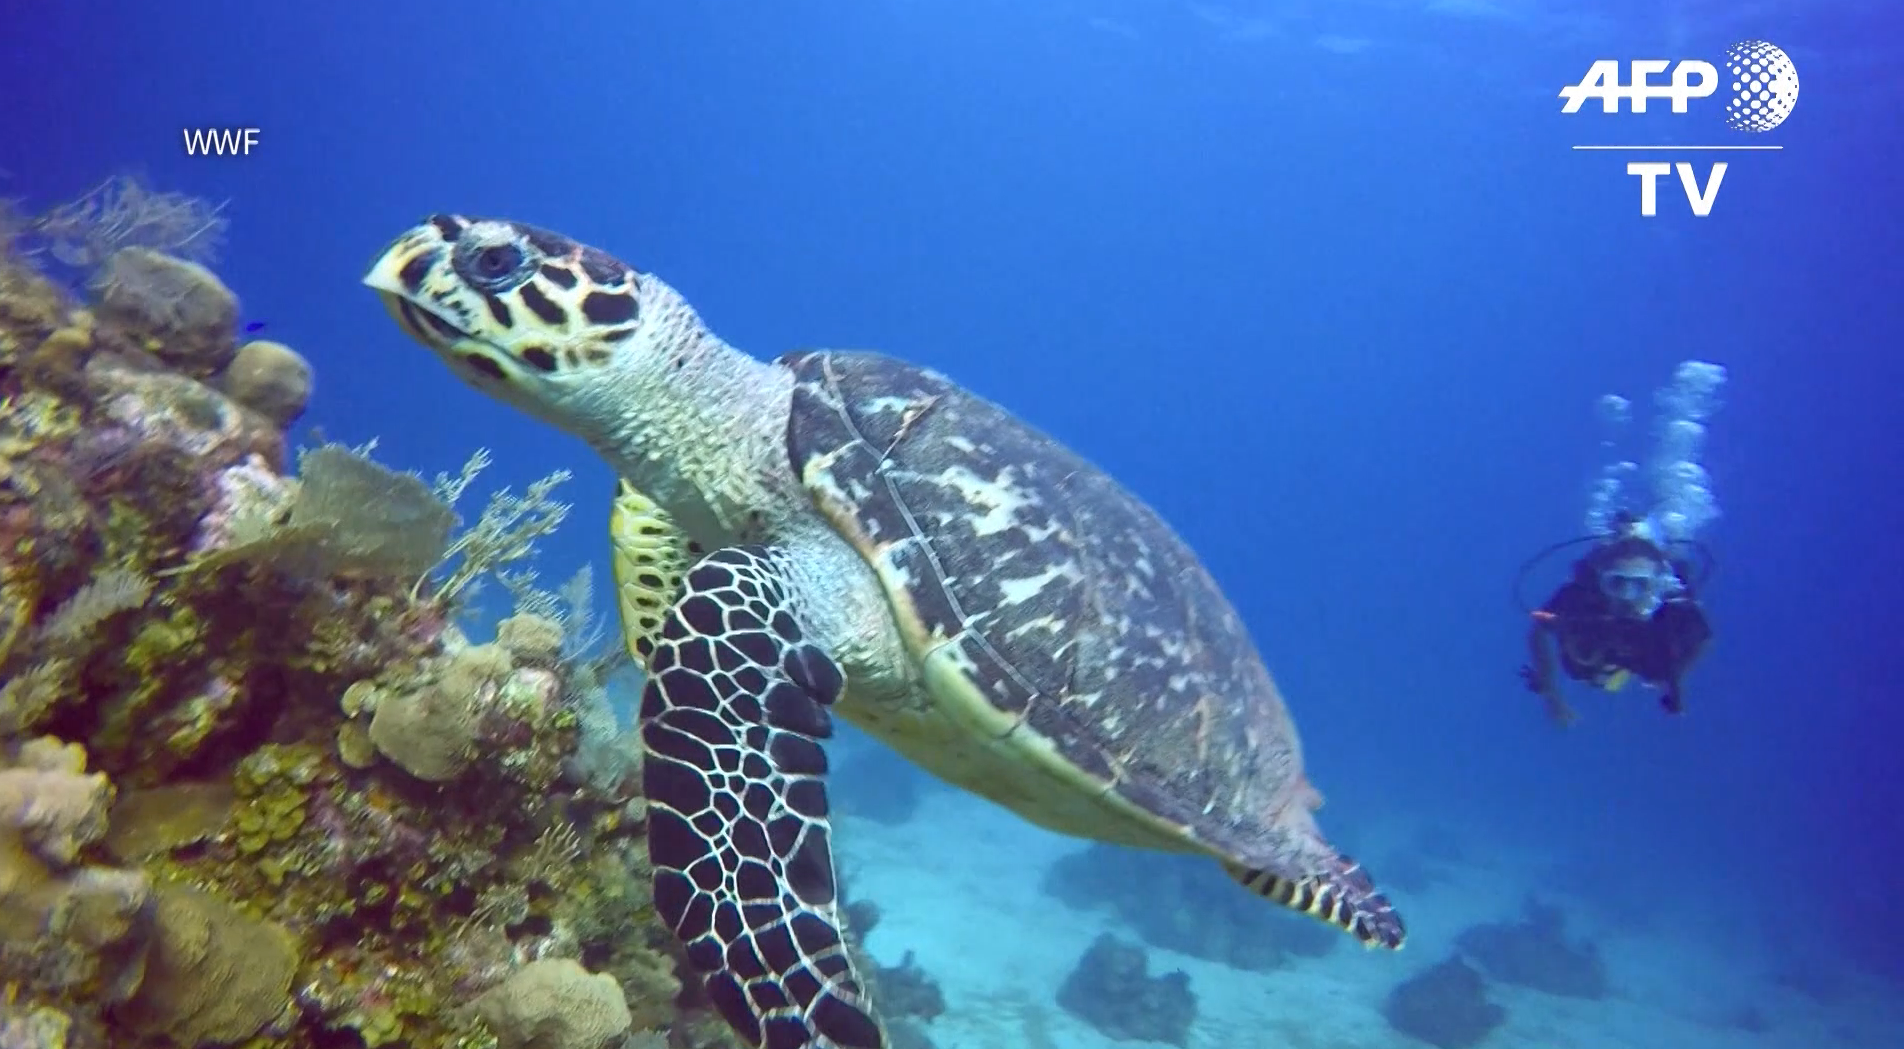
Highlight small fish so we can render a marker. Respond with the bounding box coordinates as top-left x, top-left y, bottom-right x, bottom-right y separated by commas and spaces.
242, 320, 268, 334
